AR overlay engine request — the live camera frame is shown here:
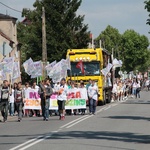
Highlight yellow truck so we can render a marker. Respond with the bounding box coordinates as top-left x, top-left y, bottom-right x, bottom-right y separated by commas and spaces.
66, 48, 113, 105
